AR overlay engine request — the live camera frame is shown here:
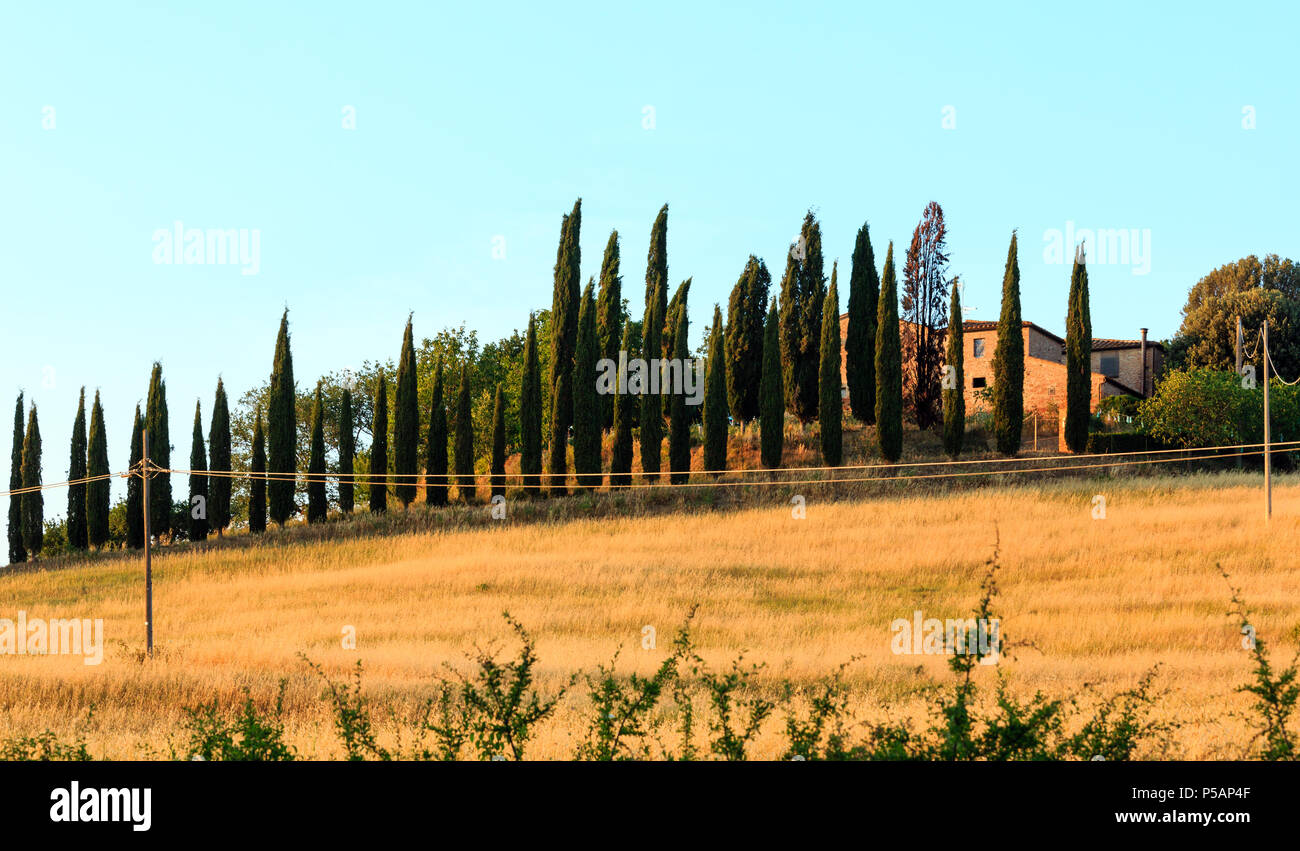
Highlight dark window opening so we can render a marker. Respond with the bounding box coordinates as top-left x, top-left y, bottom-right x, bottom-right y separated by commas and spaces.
972, 376, 987, 388
1100, 355, 1120, 377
